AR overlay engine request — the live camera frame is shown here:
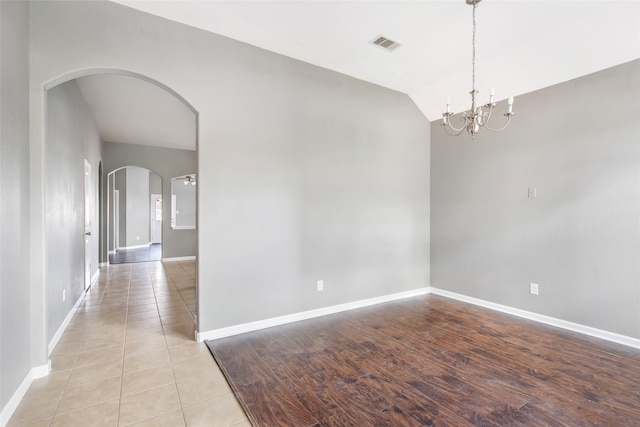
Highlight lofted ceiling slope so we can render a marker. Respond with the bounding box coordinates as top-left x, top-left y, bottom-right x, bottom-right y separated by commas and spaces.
76, 74, 197, 151
78, 1, 640, 149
